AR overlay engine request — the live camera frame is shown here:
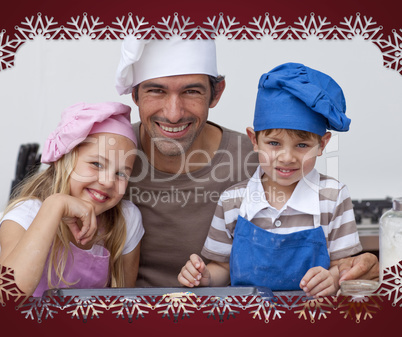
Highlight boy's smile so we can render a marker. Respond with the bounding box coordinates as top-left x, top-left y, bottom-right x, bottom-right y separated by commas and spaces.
275, 166, 299, 179
247, 127, 331, 202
